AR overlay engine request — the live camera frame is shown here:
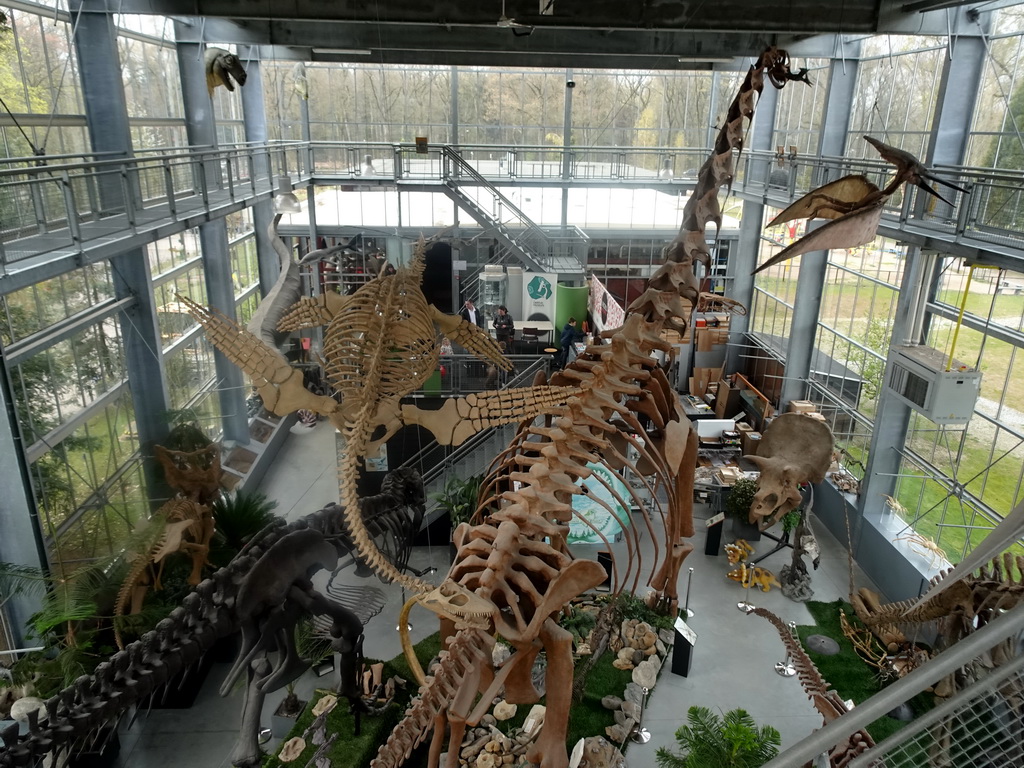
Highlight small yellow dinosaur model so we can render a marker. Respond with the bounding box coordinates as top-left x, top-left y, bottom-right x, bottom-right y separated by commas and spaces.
725, 539, 755, 565
727, 563, 781, 592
